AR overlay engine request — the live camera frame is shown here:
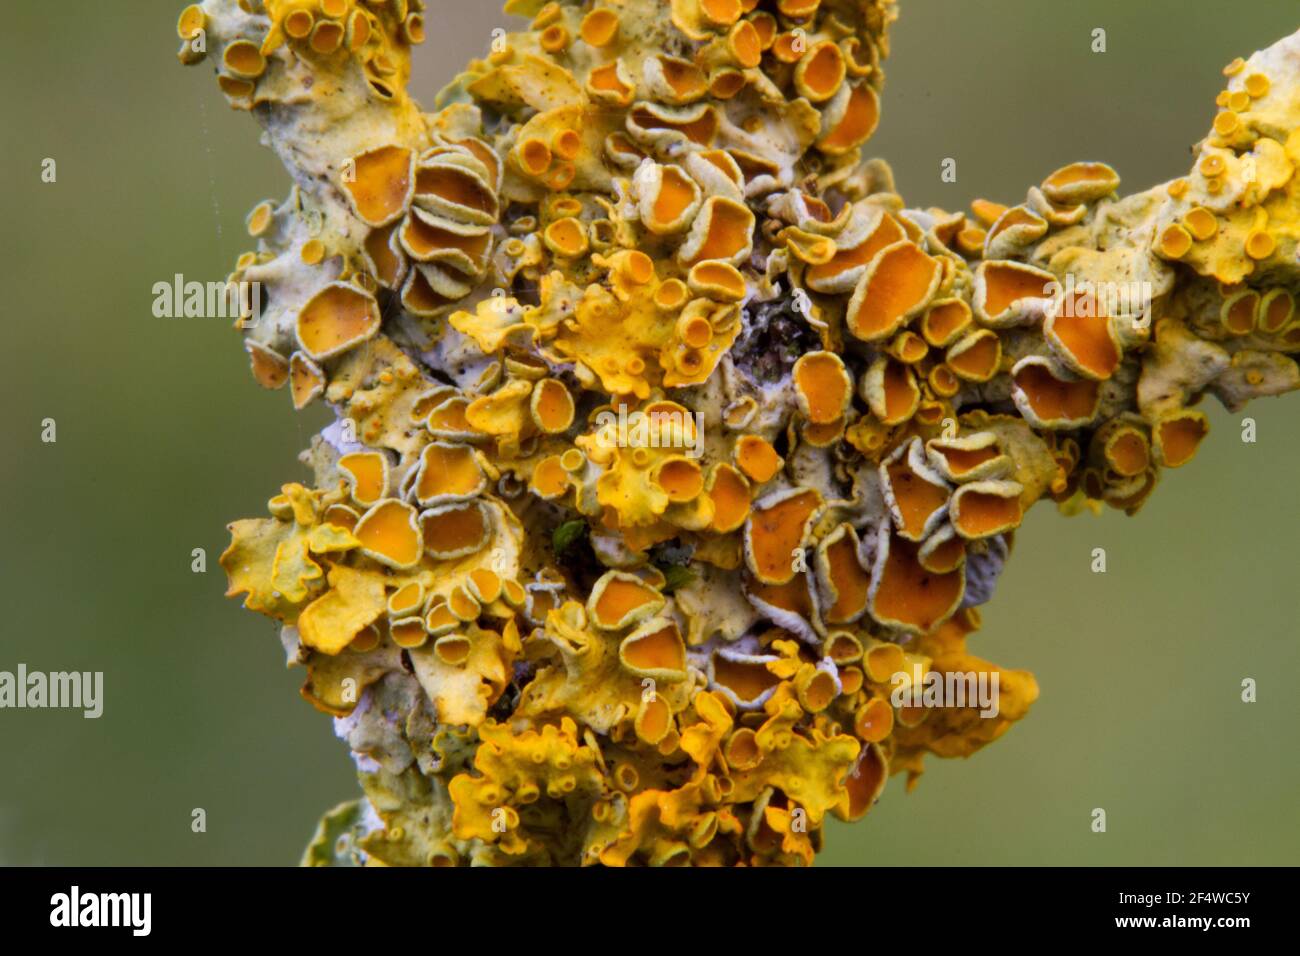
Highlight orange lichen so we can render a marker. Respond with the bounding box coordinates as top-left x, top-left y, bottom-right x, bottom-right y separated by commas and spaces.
342, 146, 414, 228
338, 452, 388, 507
415, 443, 486, 504
793, 351, 852, 424
818, 82, 880, 155
195, 0, 1300, 869
973, 260, 1055, 326
745, 488, 820, 585
881, 438, 950, 541
1012, 358, 1100, 428
806, 211, 905, 292
580, 9, 620, 47
706, 463, 751, 533
845, 241, 941, 341
620, 619, 688, 679
949, 482, 1023, 539
354, 499, 423, 569
817, 525, 870, 624
863, 356, 920, 425
869, 533, 964, 634
795, 42, 847, 103
1152, 410, 1209, 467
927, 434, 1009, 483
920, 298, 972, 347
946, 329, 1002, 382
589, 572, 665, 630
1045, 291, 1121, 380
296, 283, 381, 360
678, 197, 755, 265
1040, 161, 1119, 205
246, 342, 289, 390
